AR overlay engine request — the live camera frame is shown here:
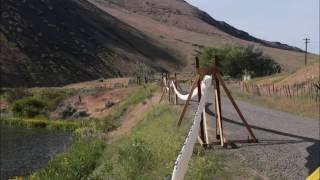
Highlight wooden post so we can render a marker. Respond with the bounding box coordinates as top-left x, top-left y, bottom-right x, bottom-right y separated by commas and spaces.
288, 85, 292, 98
167, 73, 171, 104
174, 72, 178, 105
159, 72, 168, 104
196, 57, 206, 144
273, 83, 275, 95
161, 72, 164, 91
214, 56, 223, 142
215, 90, 224, 146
